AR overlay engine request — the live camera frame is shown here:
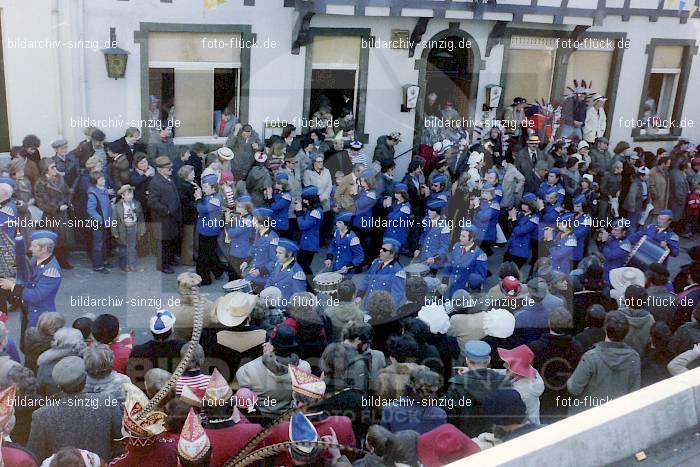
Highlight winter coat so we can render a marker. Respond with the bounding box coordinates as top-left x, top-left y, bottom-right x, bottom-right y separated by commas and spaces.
227, 130, 261, 180
325, 301, 365, 342
589, 147, 613, 173
373, 136, 395, 166
245, 164, 272, 207
669, 167, 690, 221
566, 341, 641, 414
111, 199, 146, 243
303, 168, 333, 211
448, 312, 487, 349
108, 154, 131, 192
618, 307, 655, 358
36, 347, 84, 397
375, 362, 430, 400
381, 403, 447, 434
176, 177, 197, 225
236, 353, 311, 418
583, 107, 606, 143
501, 164, 525, 209
623, 177, 648, 213
641, 346, 673, 386
648, 166, 670, 214
668, 321, 700, 356
495, 369, 545, 424
574, 327, 606, 353
645, 286, 676, 324
87, 185, 113, 227
33, 175, 71, 247
147, 172, 182, 240
20, 327, 52, 373
83, 371, 130, 405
